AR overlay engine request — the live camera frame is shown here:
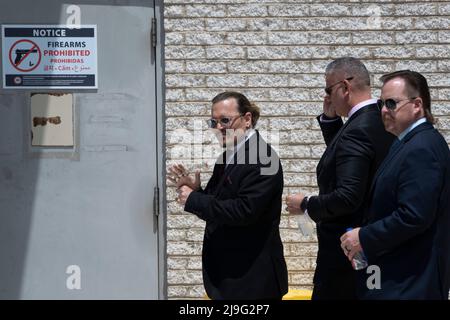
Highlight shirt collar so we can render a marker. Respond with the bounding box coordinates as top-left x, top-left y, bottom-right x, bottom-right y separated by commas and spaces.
225, 129, 256, 166
398, 117, 427, 141
348, 98, 378, 119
